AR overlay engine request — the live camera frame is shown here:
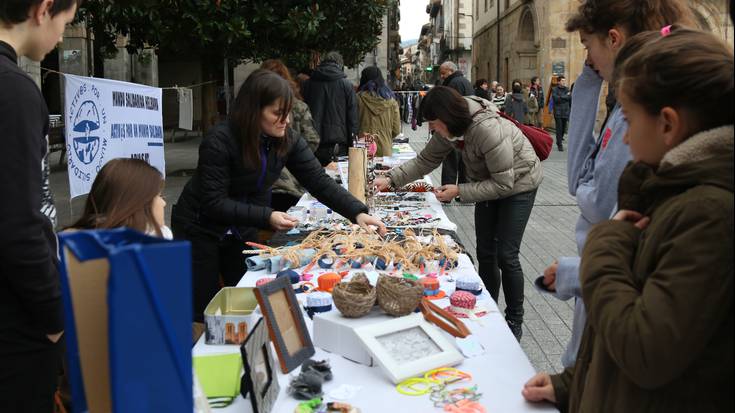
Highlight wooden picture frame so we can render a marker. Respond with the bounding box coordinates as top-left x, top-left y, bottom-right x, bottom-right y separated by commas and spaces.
254, 276, 315, 374
354, 313, 463, 383
419, 299, 471, 338
240, 318, 280, 413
